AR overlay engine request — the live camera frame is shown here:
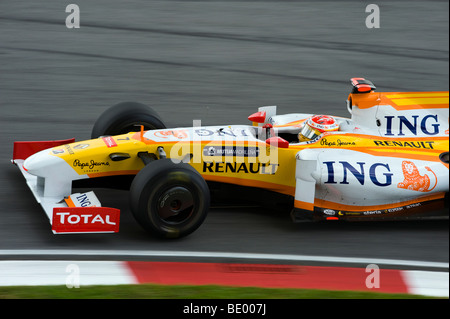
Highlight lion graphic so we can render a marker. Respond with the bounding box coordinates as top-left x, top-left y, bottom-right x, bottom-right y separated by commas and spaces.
397, 161, 437, 192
